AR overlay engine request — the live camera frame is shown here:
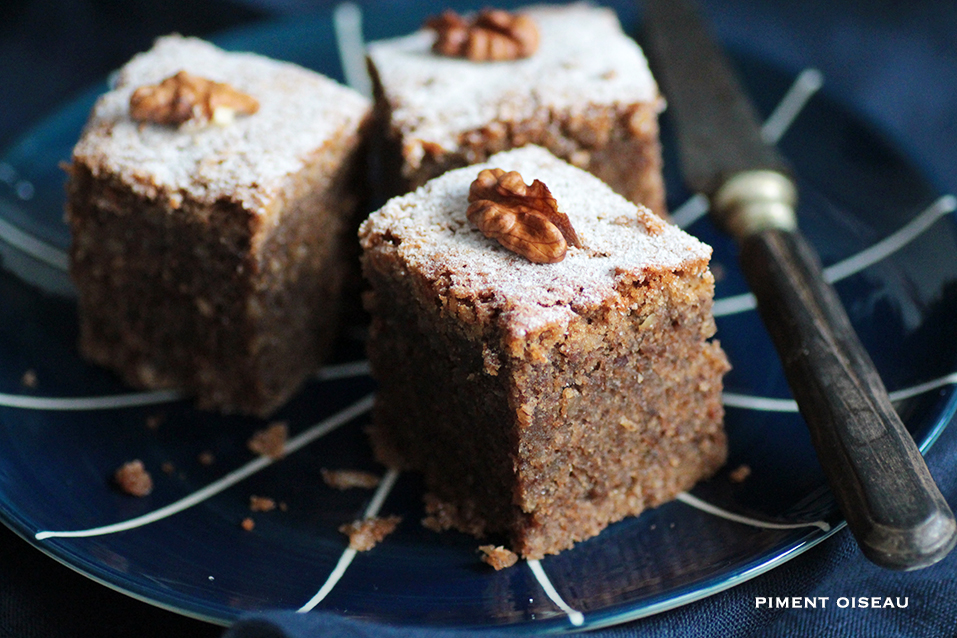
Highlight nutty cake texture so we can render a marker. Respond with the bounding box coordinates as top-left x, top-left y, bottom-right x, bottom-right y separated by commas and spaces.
66, 35, 371, 416
360, 146, 729, 559
366, 4, 667, 216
